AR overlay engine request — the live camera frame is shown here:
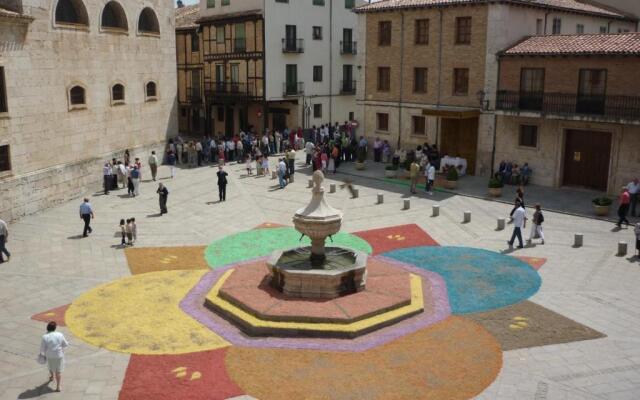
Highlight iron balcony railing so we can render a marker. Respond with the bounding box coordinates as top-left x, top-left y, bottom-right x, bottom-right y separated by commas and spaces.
340, 80, 356, 95
283, 82, 304, 96
204, 81, 259, 98
340, 41, 357, 55
233, 38, 246, 53
282, 38, 304, 53
496, 90, 640, 121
